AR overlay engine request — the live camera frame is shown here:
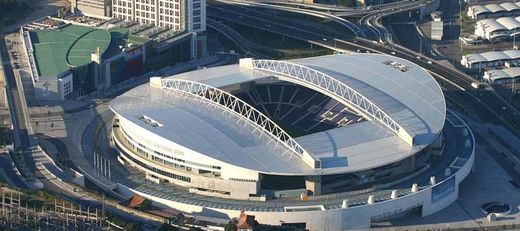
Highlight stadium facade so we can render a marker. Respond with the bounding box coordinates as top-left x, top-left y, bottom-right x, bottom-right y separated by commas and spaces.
109, 54, 475, 230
